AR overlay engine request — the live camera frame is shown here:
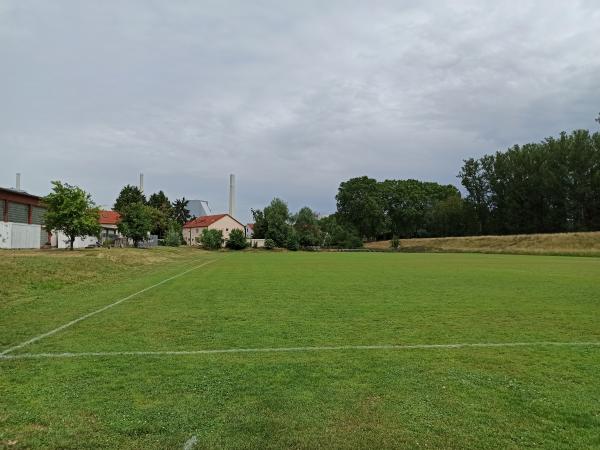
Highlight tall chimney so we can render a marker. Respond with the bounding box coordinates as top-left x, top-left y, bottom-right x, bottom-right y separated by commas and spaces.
139, 173, 144, 192
16, 173, 21, 191
229, 174, 236, 217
